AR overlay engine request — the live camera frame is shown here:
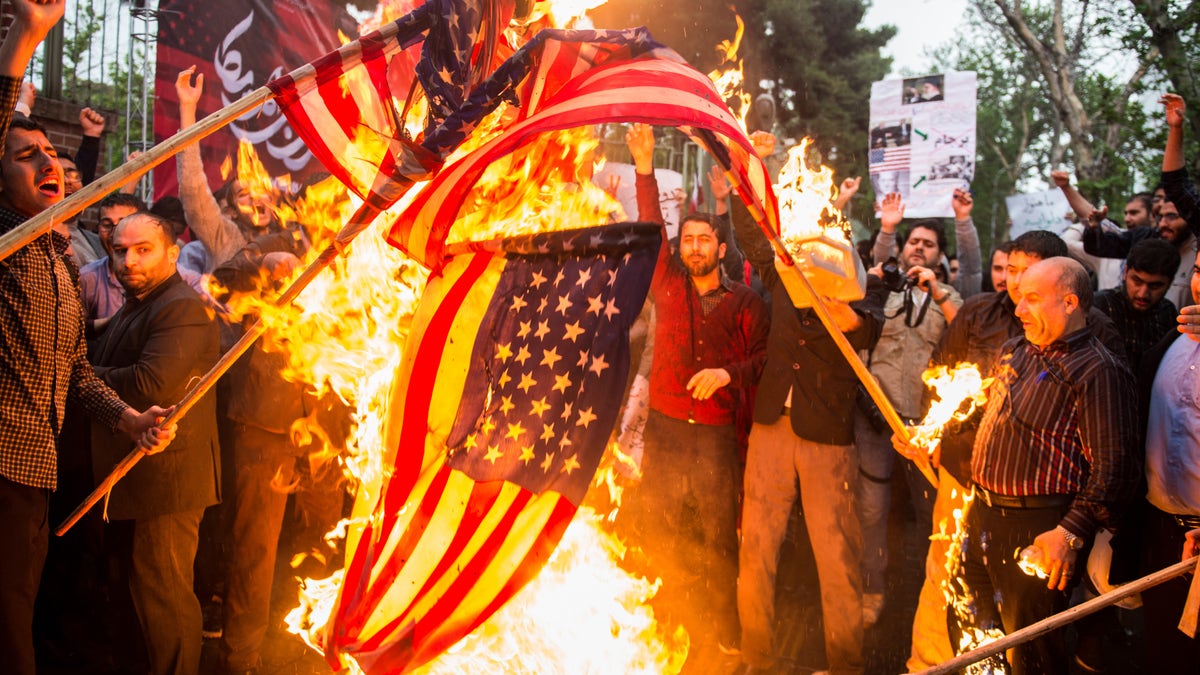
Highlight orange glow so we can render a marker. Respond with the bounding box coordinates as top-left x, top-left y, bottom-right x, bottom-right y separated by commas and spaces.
909, 362, 992, 453
706, 14, 751, 131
